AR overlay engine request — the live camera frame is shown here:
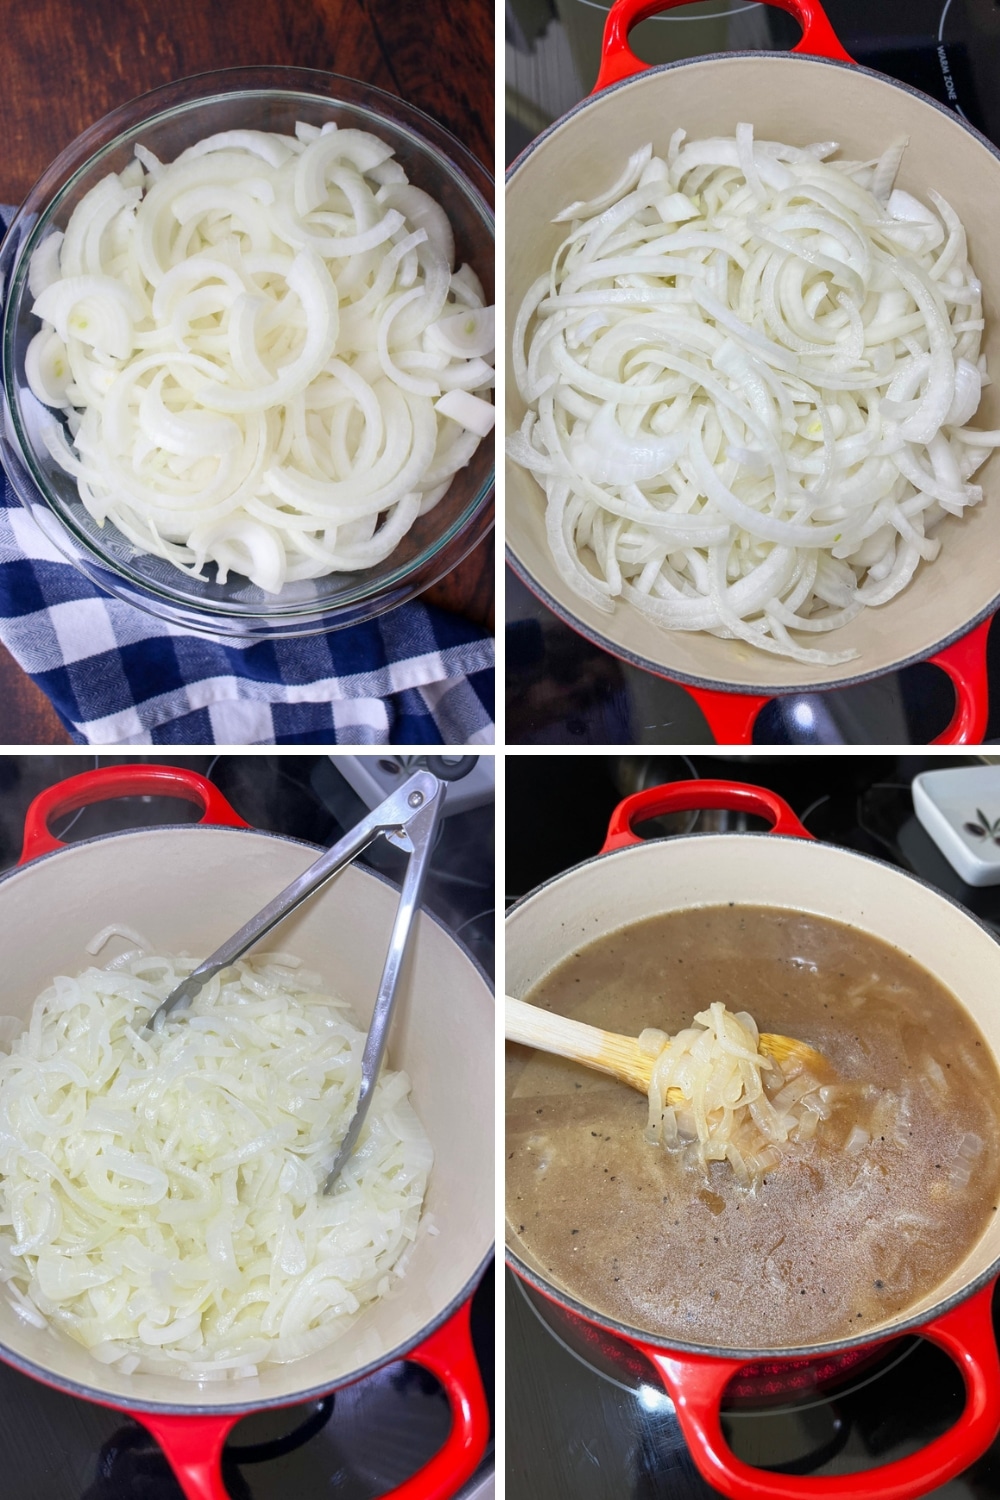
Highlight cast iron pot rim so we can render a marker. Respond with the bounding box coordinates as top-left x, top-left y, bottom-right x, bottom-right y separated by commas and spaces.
504, 828, 1000, 1360
0, 820, 494, 1415
505, 49, 1000, 696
